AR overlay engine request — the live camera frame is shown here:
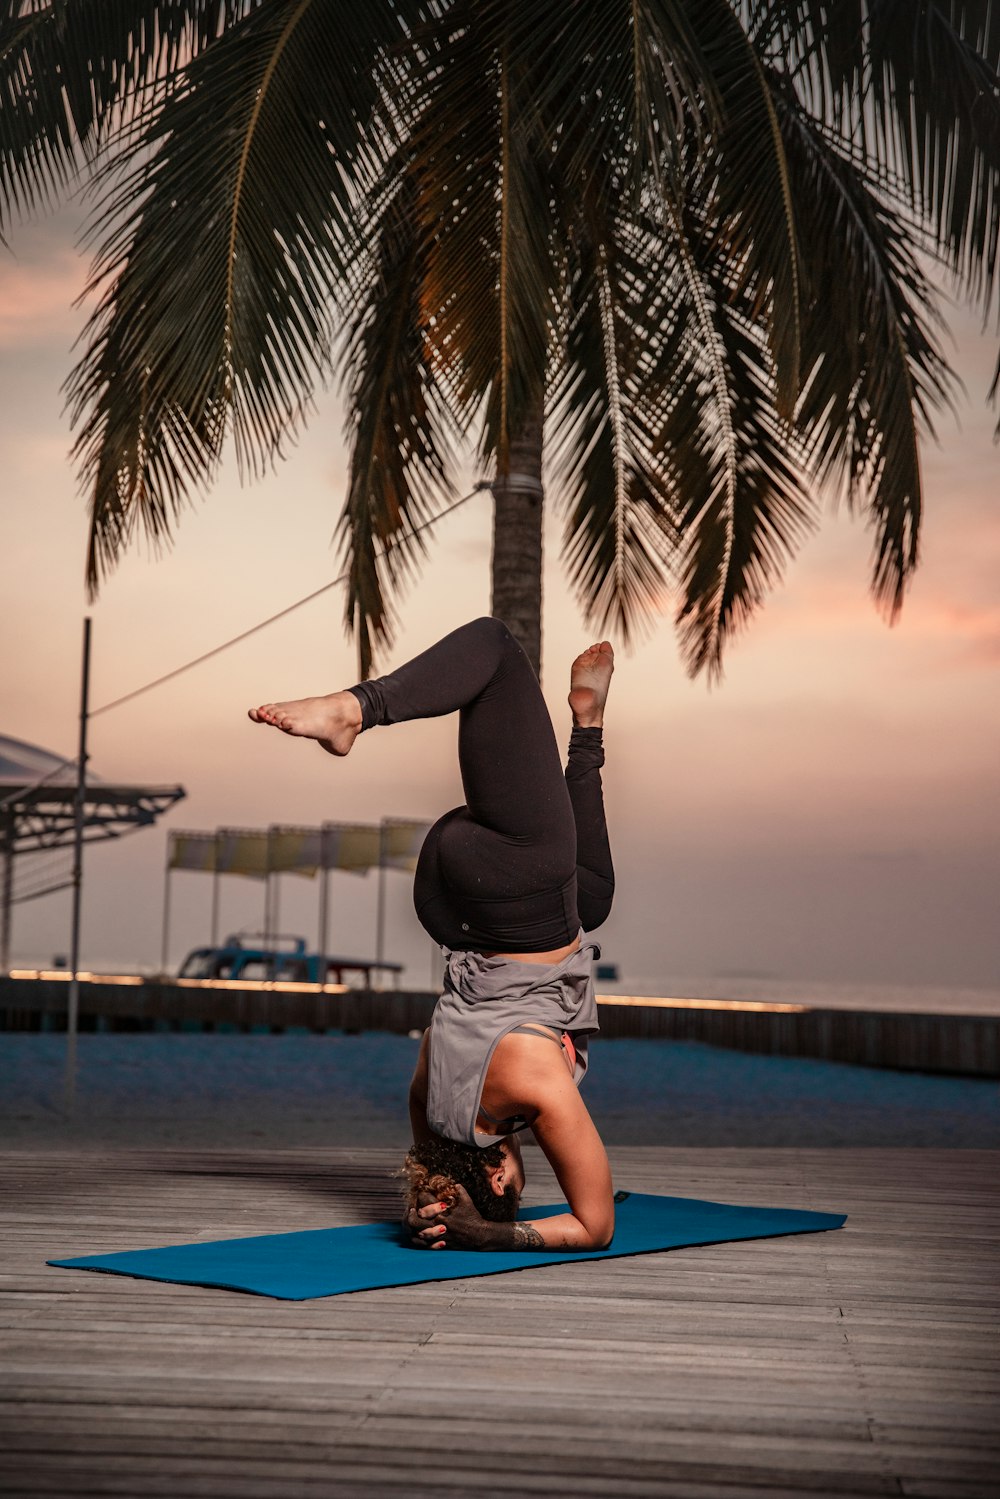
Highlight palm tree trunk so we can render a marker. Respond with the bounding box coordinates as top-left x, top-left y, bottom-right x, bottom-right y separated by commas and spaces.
490, 398, 544, 678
